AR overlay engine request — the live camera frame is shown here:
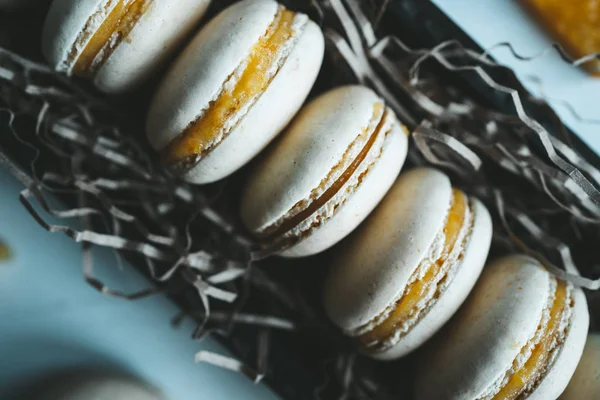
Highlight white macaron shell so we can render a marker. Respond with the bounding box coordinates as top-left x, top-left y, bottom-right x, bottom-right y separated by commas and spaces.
416, 255, 555, 400
373, 198, 492, 360
182, 19, 324, 184
146, 0, 279, 151
323, 168, 453, 332
241, 86, 390, 235
528, 287, 588, 400
561, 334, 600, 399
42, 0, 109, 71
279, 122, 408, 257
92, 0, 211, 93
